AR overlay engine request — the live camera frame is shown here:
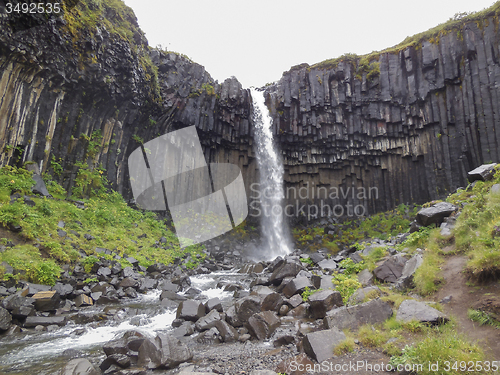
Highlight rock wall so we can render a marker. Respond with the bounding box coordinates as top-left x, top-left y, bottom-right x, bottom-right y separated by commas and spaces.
264, 16, 500, 216
1, 1, 500, 219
